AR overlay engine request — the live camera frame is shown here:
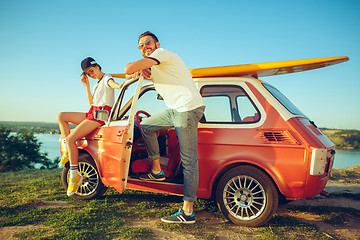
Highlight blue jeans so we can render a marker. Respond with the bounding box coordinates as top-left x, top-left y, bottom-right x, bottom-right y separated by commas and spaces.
140, 106, 205, 202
